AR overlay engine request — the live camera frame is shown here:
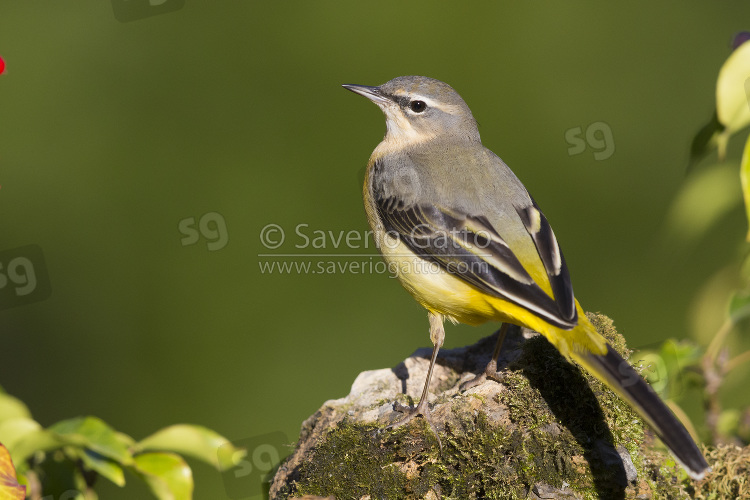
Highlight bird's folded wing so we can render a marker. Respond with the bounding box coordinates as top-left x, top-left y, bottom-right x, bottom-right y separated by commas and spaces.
376, 195, 578, 330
